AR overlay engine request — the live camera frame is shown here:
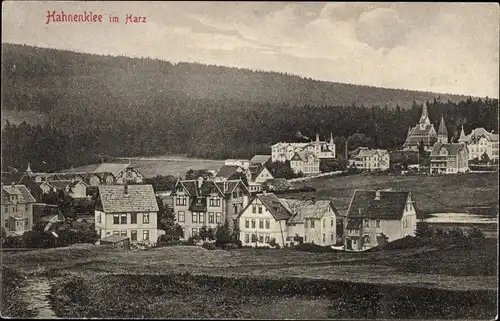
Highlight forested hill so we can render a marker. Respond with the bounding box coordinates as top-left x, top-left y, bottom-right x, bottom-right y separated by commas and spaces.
2, 43, 472, 113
